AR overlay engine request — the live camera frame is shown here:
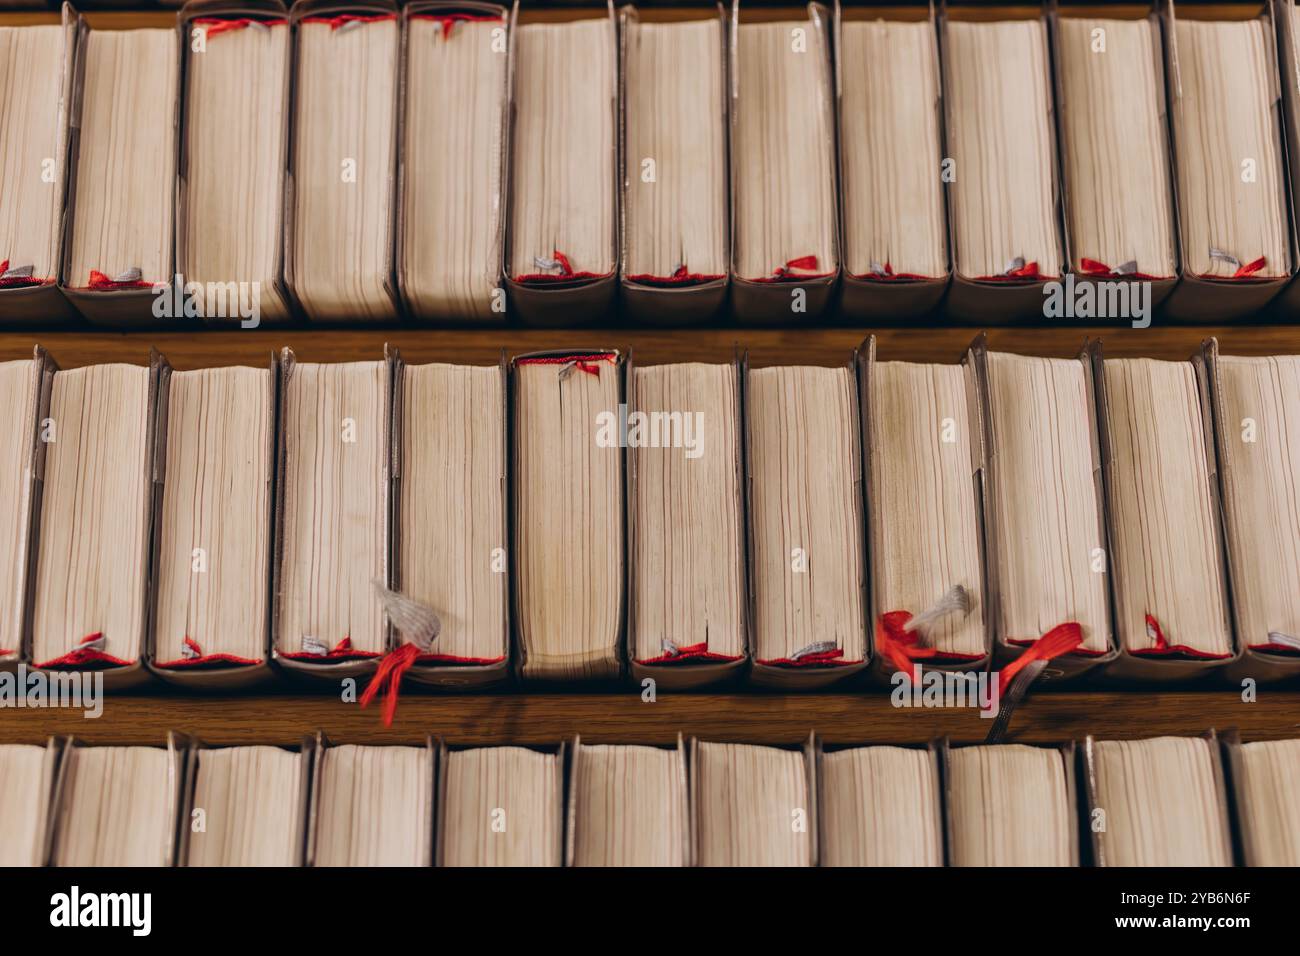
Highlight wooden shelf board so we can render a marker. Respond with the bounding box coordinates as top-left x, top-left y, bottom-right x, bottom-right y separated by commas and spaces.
2, 691, 1295, 746
3, 325, 1299, 370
